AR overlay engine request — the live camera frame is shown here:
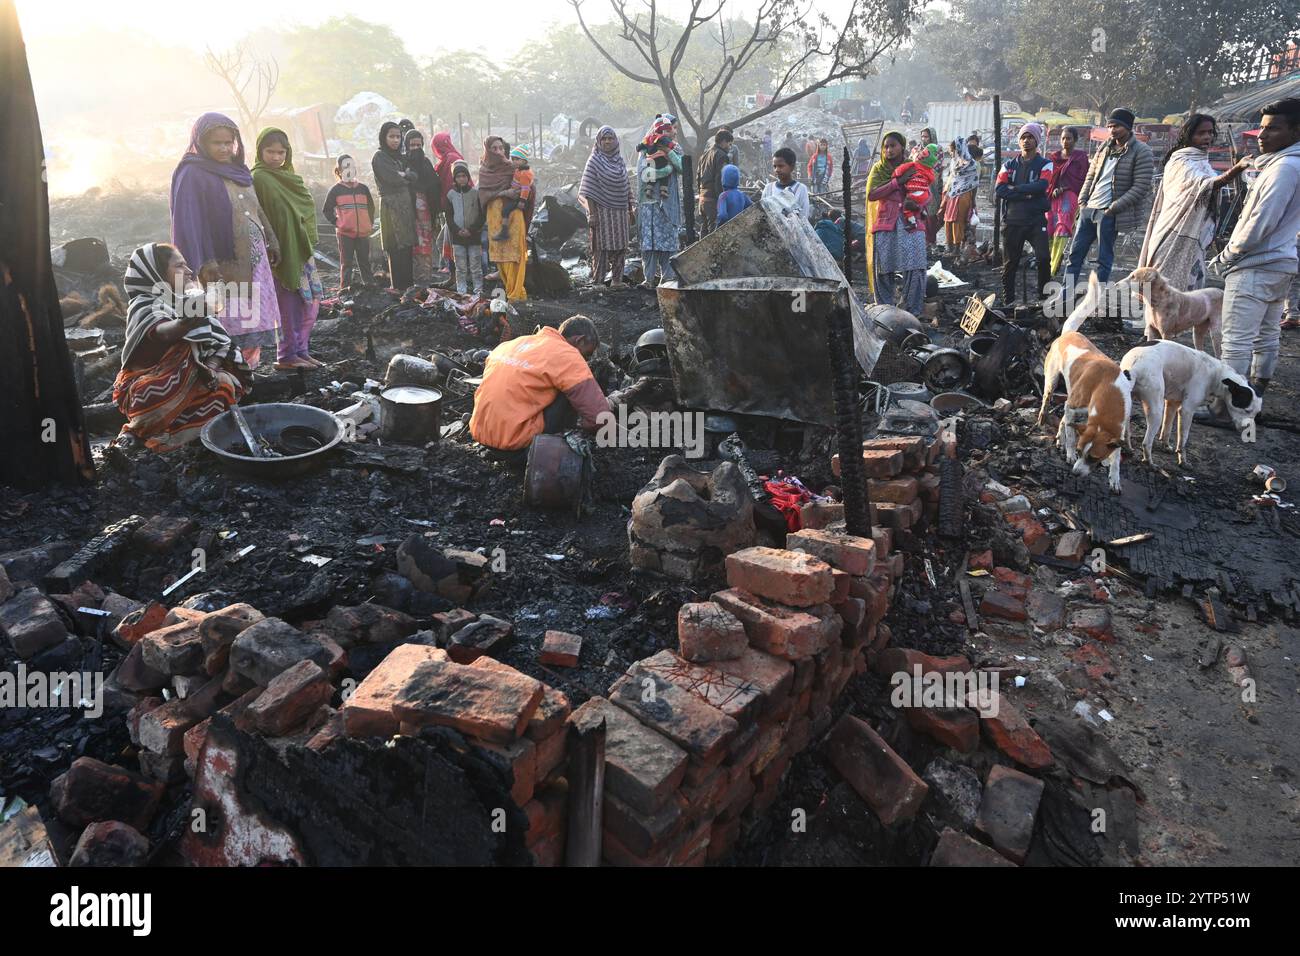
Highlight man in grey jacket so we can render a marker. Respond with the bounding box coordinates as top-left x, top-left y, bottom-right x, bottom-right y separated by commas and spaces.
1067, 108, 1154, 283
1208, 98, 1300, 392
